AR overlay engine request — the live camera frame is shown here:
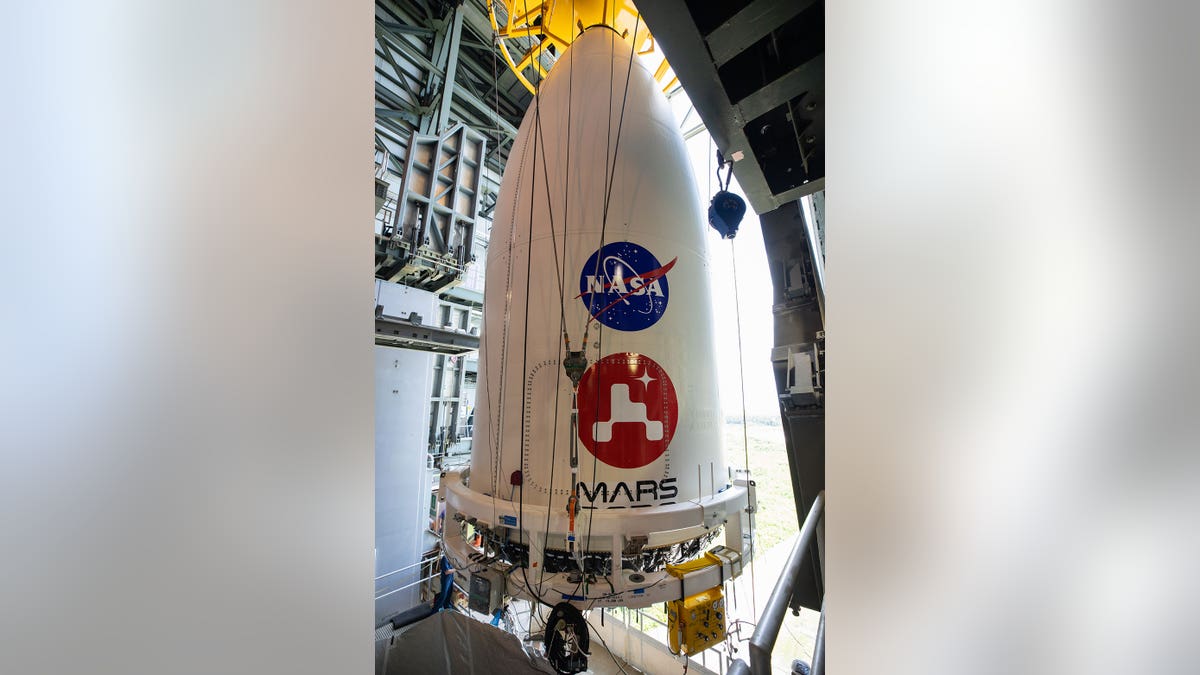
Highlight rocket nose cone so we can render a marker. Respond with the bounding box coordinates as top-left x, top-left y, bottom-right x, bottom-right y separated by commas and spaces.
475, 12, 722, 509
545, 23, 648, 97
